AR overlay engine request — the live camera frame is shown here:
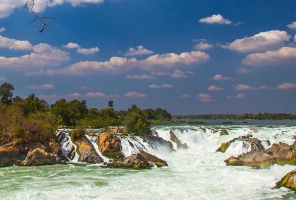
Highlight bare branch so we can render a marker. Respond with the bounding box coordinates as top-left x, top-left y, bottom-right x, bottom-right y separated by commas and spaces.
24, 0, 58, 33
